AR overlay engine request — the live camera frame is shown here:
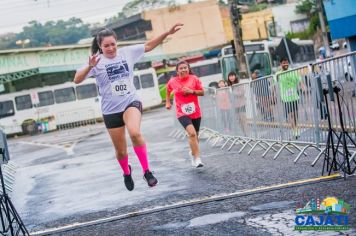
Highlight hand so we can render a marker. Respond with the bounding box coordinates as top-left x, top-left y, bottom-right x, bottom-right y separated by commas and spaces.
167, 23, 183, 35
166, 102, 172, 110
182, 87, 193, 95
88, 53, 100, 69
